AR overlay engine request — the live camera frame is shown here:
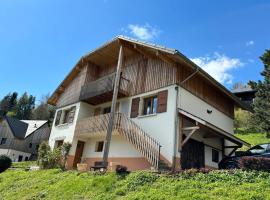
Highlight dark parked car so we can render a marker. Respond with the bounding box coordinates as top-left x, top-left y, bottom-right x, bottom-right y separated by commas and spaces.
219, 143, 270, 169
